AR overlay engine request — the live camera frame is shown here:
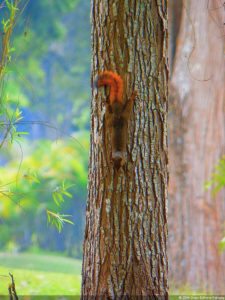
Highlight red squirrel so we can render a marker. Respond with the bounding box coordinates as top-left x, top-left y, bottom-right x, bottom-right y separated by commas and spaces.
95, 71, 136, 168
